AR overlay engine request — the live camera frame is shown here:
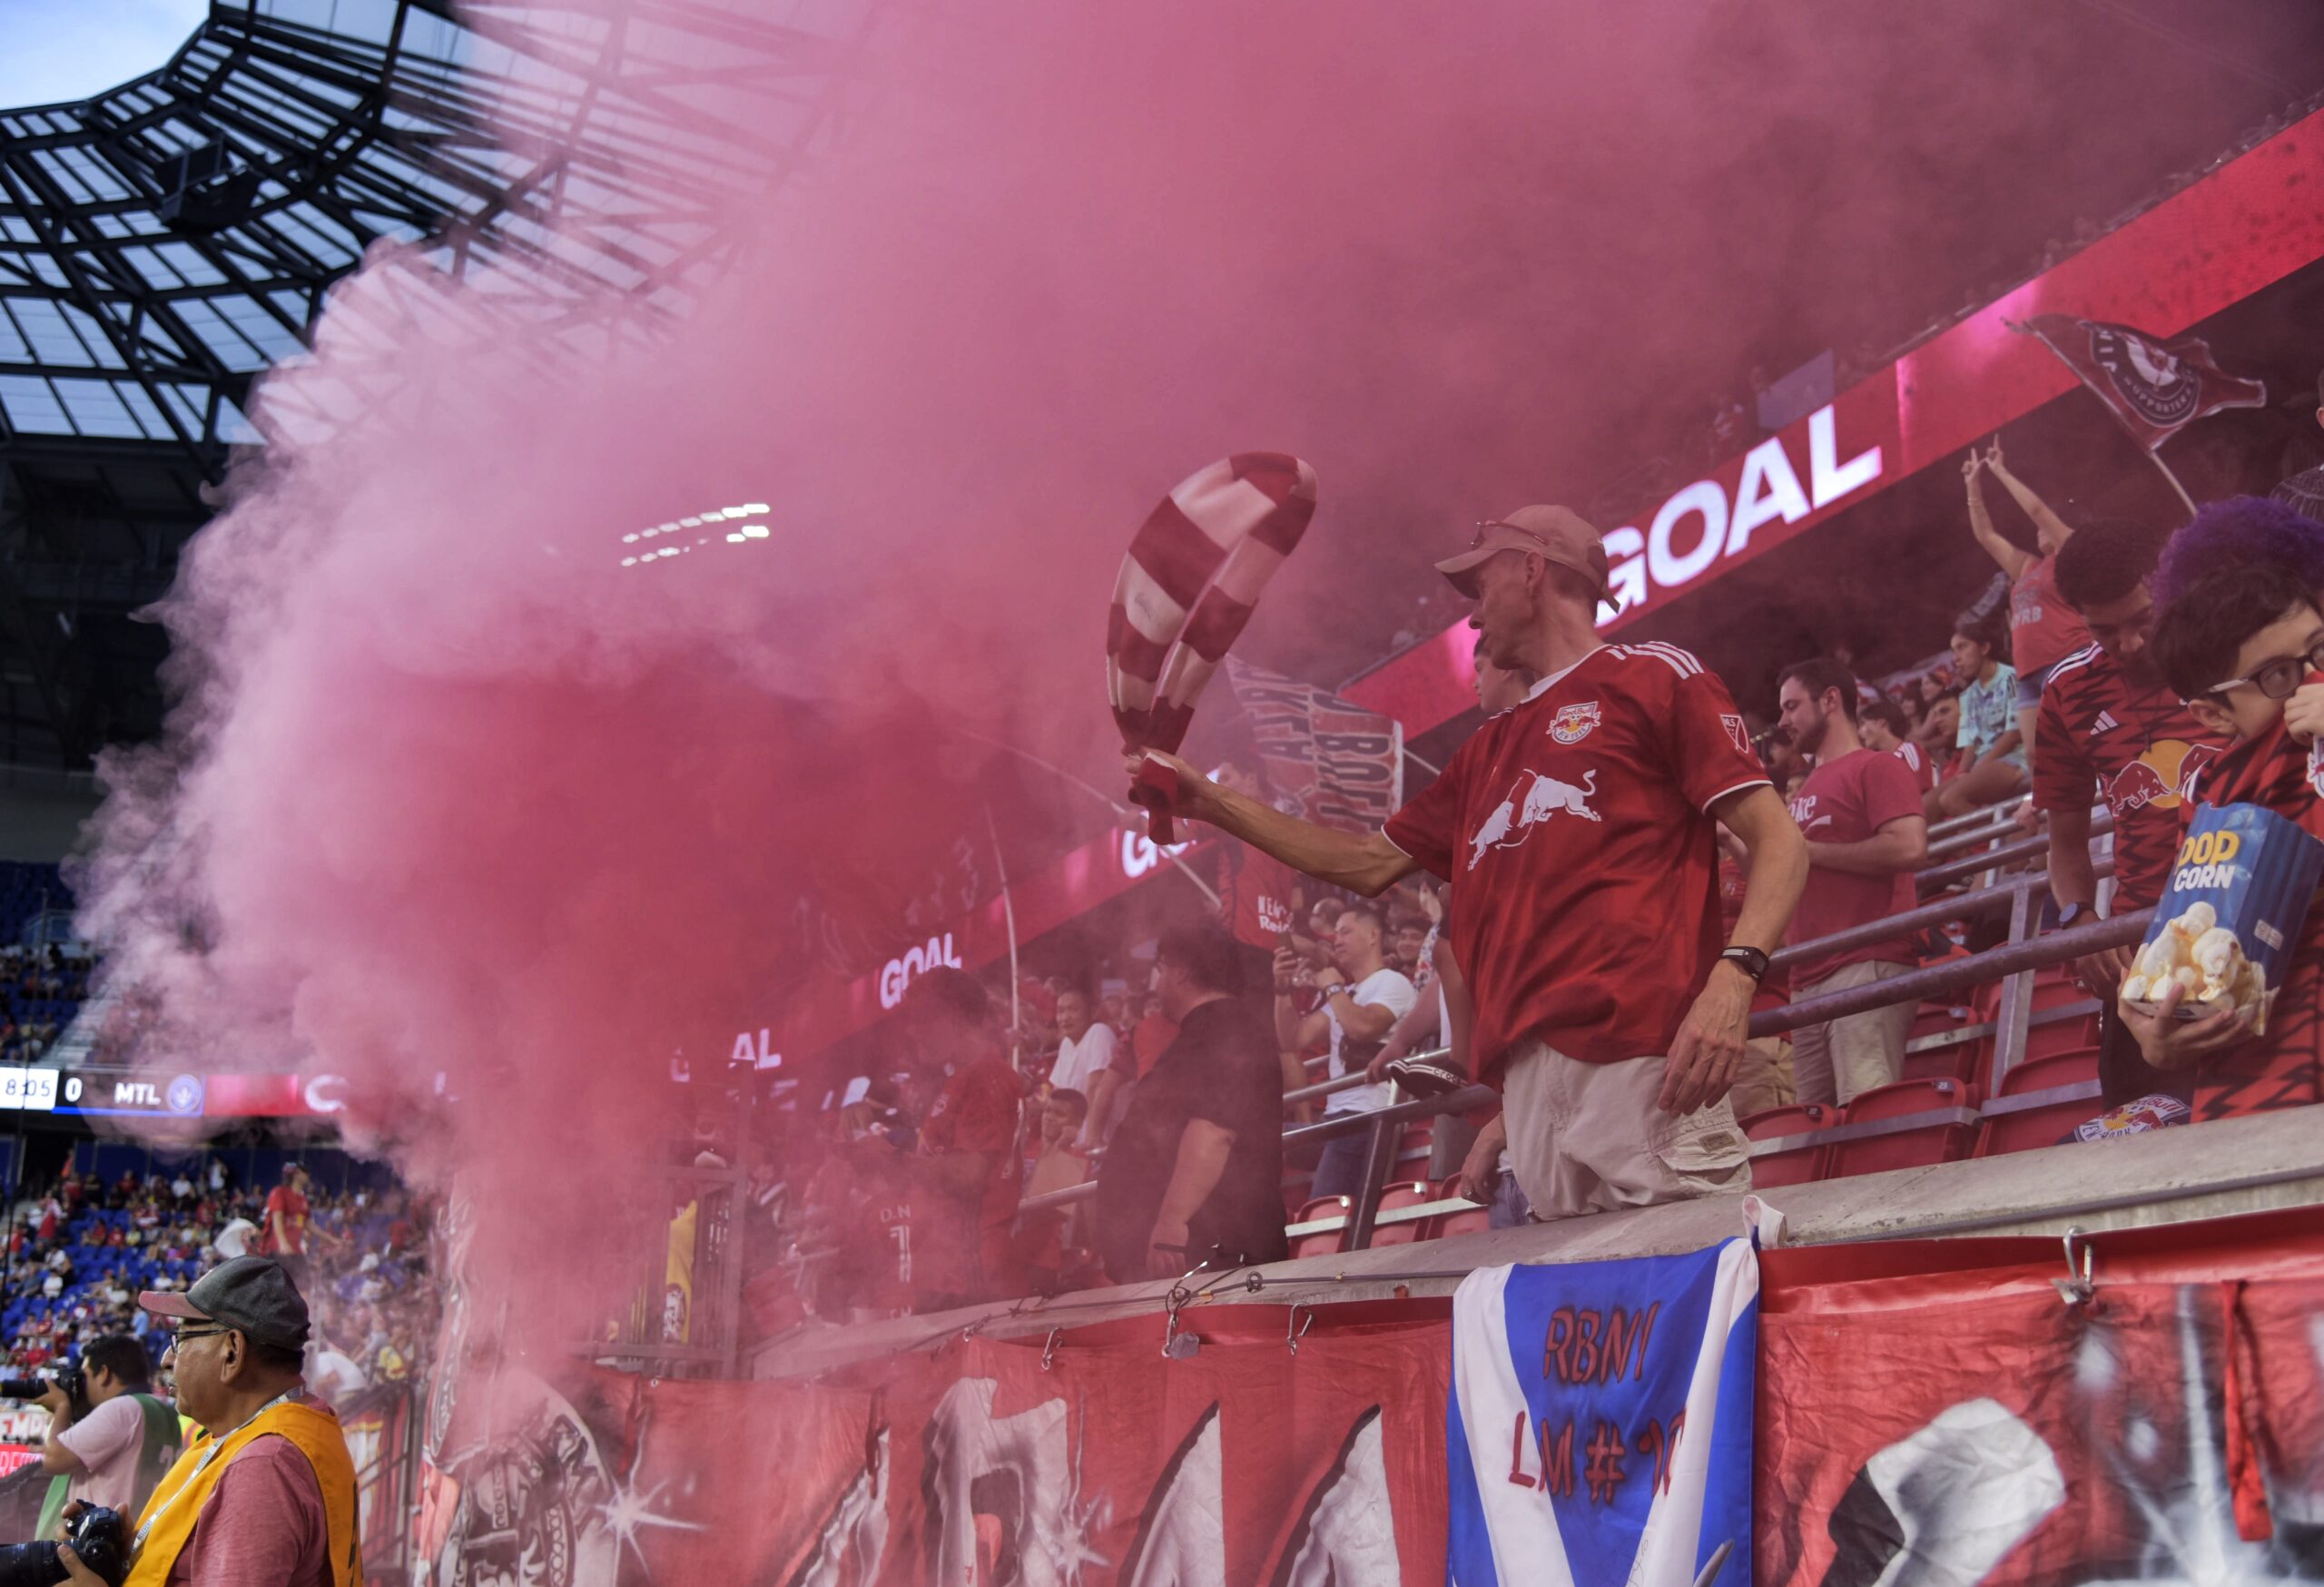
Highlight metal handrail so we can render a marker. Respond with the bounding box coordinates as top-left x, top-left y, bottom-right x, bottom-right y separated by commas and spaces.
1923, 803, 2110, 864
1915, 831, 2052, 891
1923, 806, 2027, 861
1750, 909, 2148, 1039
1925, 801, 2015, 842
1019, 907, 2146, 1233
1011, 831, 2147, 1250
1284, 1070, 1373, 1105
1766, 859, 2111, 972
